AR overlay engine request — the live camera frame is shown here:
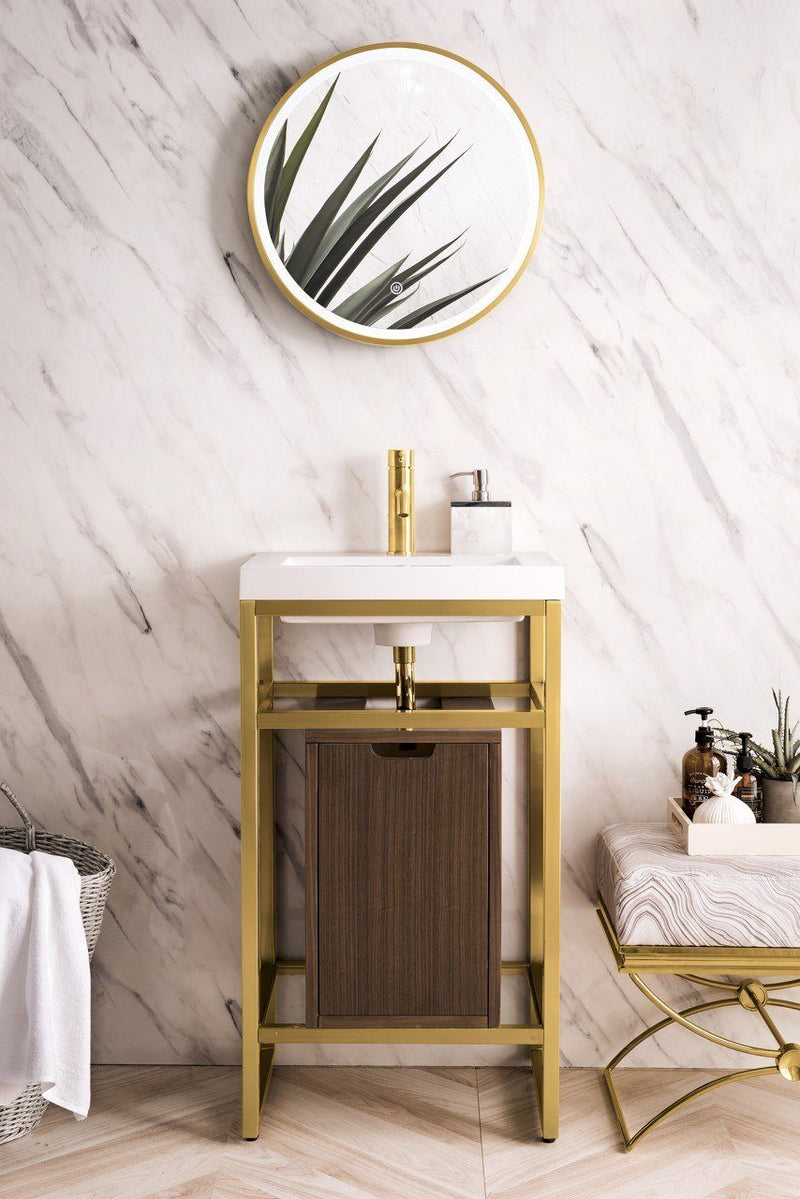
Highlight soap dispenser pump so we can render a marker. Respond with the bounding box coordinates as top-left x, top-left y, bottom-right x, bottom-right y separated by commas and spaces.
449, 469, 512, 555
682, 707, 727, 817
734, 732, 762, 820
